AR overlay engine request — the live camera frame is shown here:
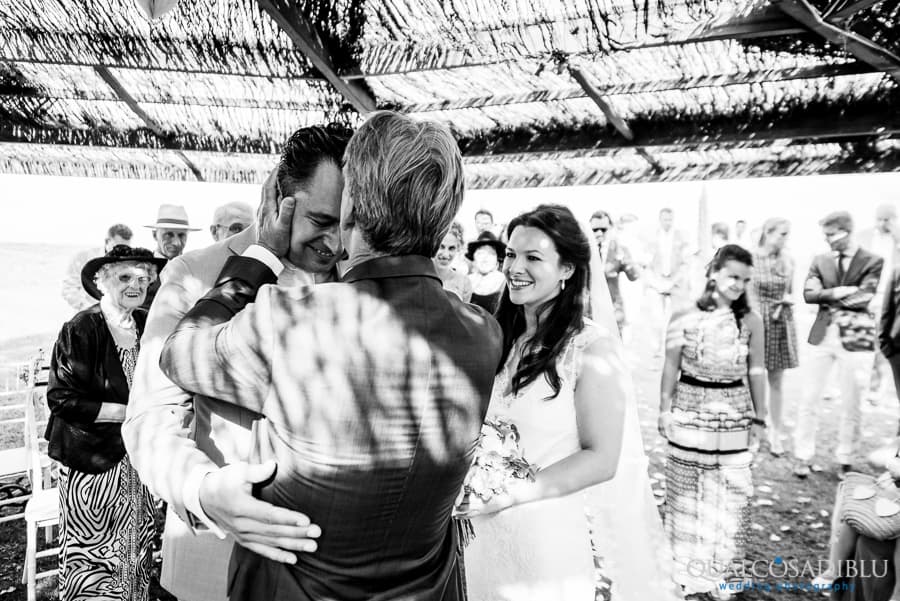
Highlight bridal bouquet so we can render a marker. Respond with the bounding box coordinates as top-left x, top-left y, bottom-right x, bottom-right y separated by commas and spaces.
456, 417, 538, 512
